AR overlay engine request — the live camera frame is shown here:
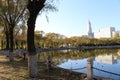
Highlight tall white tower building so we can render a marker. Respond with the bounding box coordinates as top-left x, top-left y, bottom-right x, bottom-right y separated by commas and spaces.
88, 21, 94, 38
